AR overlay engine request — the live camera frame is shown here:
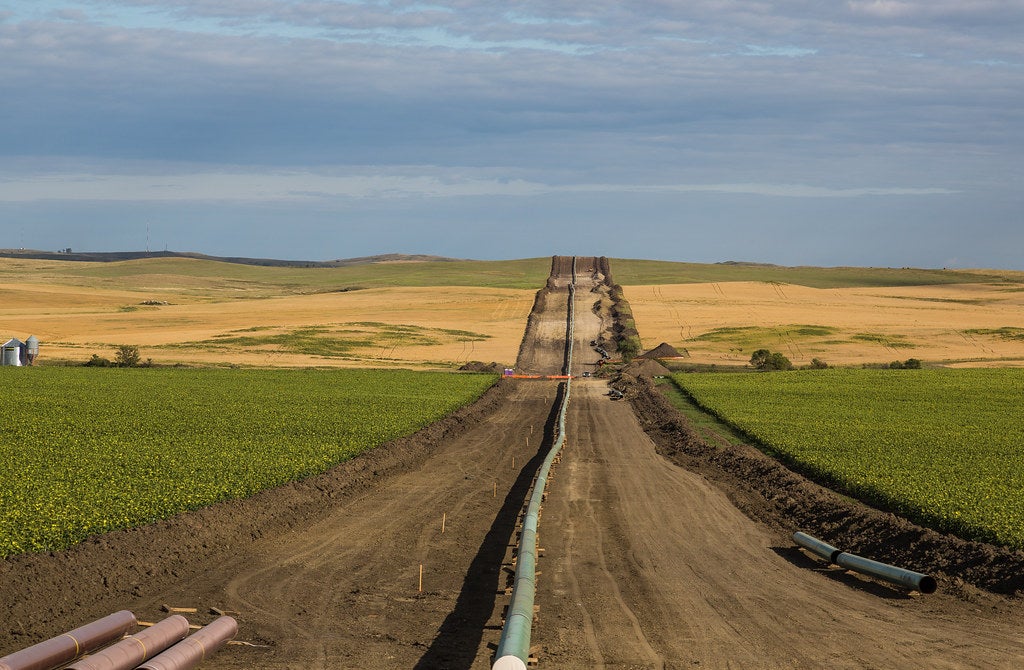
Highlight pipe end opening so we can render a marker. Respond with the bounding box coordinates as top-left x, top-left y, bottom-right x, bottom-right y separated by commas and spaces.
918, 576, 938, 594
